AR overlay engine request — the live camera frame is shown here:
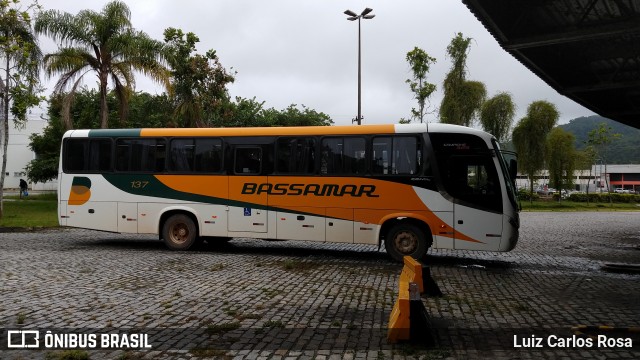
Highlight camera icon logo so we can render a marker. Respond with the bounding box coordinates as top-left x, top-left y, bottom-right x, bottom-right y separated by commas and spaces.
7, 330, 40, 348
